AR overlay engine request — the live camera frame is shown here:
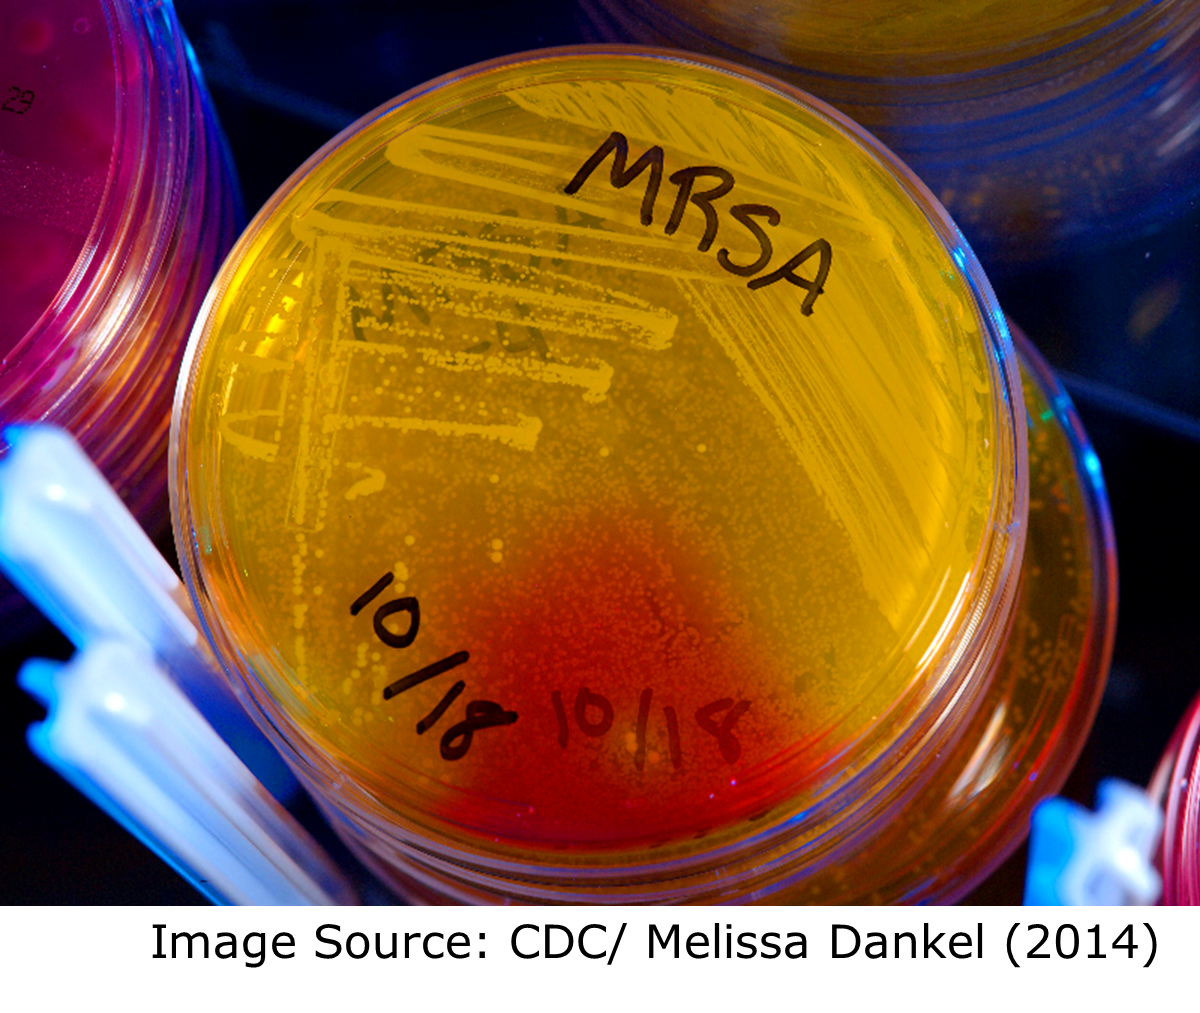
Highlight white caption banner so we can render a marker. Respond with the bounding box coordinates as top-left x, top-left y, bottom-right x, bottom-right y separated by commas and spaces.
0, 906, 1193, 1011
